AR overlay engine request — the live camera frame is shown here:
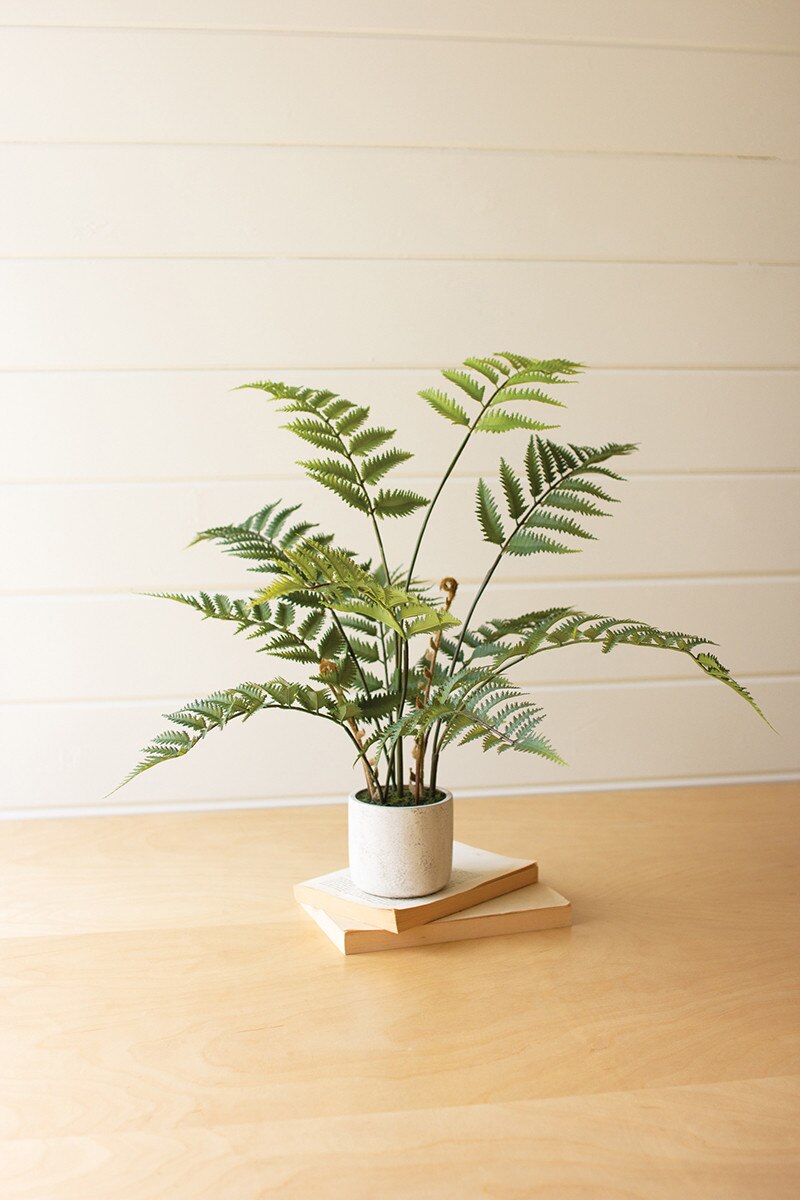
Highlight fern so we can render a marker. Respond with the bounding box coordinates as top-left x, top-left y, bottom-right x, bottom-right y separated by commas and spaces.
117, 351, 770, 800
474, 437, 637, 557
454, 608, 771, 726
240, 382, 425, 525
115, 679, 341, 790
250, 538, 459, 642
419, 352, 578, 443
371, 668, 564, 765
419, 387, 470, 427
